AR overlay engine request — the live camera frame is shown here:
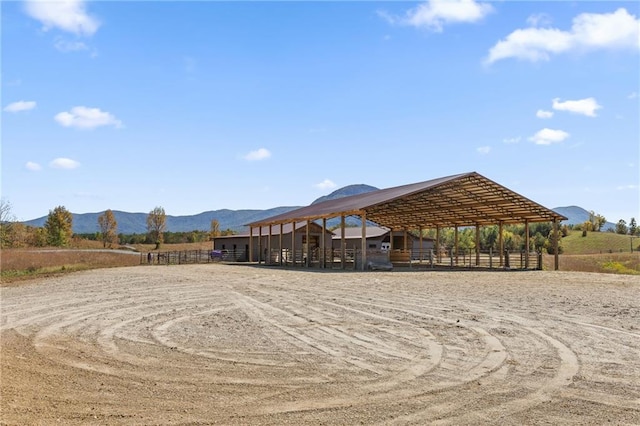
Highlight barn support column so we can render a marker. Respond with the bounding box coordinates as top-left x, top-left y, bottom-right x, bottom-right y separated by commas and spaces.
279, 224, 283, 266
475, 224, 480, 266
306, 219, 311, 268
454, 225, 459, 265
268, 225, 272, 265
340, 215, 346, 270
525, 220, 530, 269
419, 226, 423, 264
291, 221, 296, 267
258, 226, 263, 264
403, 228, 408, 251
321, 218, 327, 269
553, 219, 560, 271
499, 222, 504, 267
361, 212, 367, 271
436, 226, 441, 263
249, 227, 254, 263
